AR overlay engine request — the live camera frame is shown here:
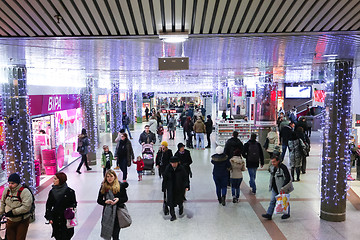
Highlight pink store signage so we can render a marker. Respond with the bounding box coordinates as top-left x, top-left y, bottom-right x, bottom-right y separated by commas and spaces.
29, 94, 80, 116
